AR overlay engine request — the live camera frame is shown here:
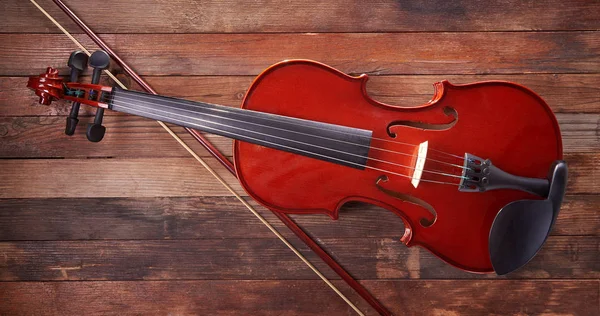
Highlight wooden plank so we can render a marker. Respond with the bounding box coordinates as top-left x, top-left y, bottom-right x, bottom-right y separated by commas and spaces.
0, 236, 596, 281
0, 195, 596, 240
553, 195, 600, 236
5, 0, 600, 33
0, 113, 597, 158
0, 158, 241, 198
566, 153, 600, 195
560, 113, 600, 153
1, 152, 597, 198
4, 73, 600, 117
2, 33, 599, 76
0, 110, 565, 157
0, 280, 597, 315
0, 116, 227, 159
